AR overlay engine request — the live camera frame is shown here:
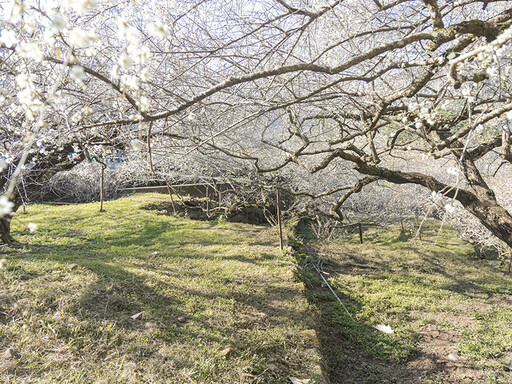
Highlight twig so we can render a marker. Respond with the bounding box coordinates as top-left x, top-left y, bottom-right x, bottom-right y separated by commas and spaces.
303, 245, 355, 321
